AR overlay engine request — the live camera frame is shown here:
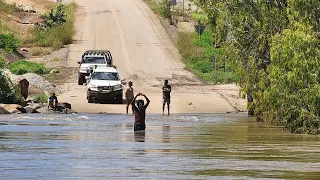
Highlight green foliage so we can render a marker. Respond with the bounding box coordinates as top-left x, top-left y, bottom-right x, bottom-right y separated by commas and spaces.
0, 56, 5, 68
177, 31, 238, 84
191, 0, 320, 133
38, 4, 66, 29
267, 28, 320, 134
191, 12, 208, 24
0, 70, 24, 105
156, 0, 171, 18
0, 0, 20, 14
26, 3, 76, 49
143, 0, 171, 18
33, 93, 48, 103
177, 31, 203, 59
0, 70, 16, 103
9, 60, 50, 75
0, 34, 19, 52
